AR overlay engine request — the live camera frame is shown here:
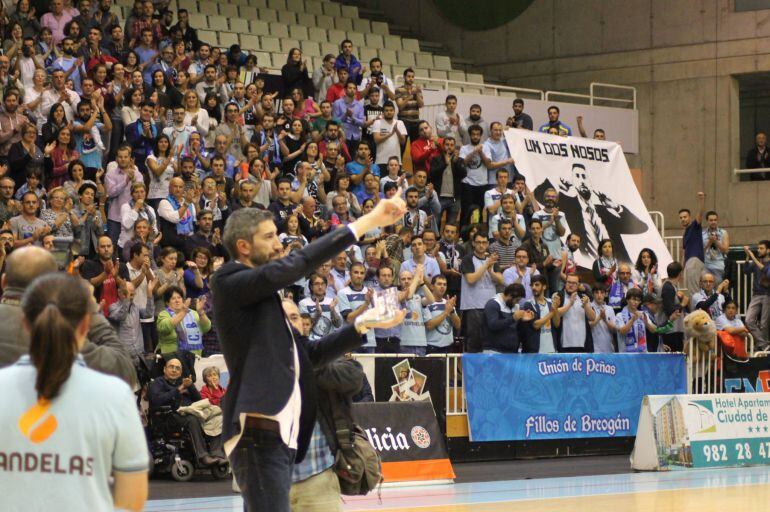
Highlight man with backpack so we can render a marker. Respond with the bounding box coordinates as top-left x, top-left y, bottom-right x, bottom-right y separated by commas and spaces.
283, 299, 384, 510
